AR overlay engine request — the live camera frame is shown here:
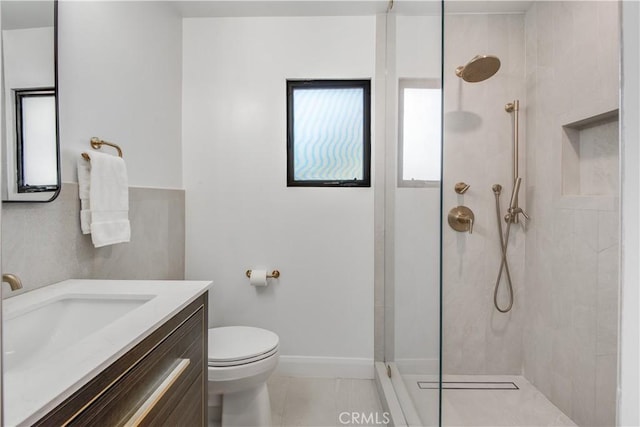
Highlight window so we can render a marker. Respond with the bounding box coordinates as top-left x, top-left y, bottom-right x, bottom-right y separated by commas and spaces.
15, 88, 58, 193
287, 80, 371, 187
398, 78, 442, 187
